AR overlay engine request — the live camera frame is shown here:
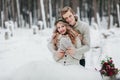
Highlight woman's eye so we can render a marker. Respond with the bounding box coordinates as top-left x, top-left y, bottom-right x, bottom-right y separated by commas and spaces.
57, 27, 60, 29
